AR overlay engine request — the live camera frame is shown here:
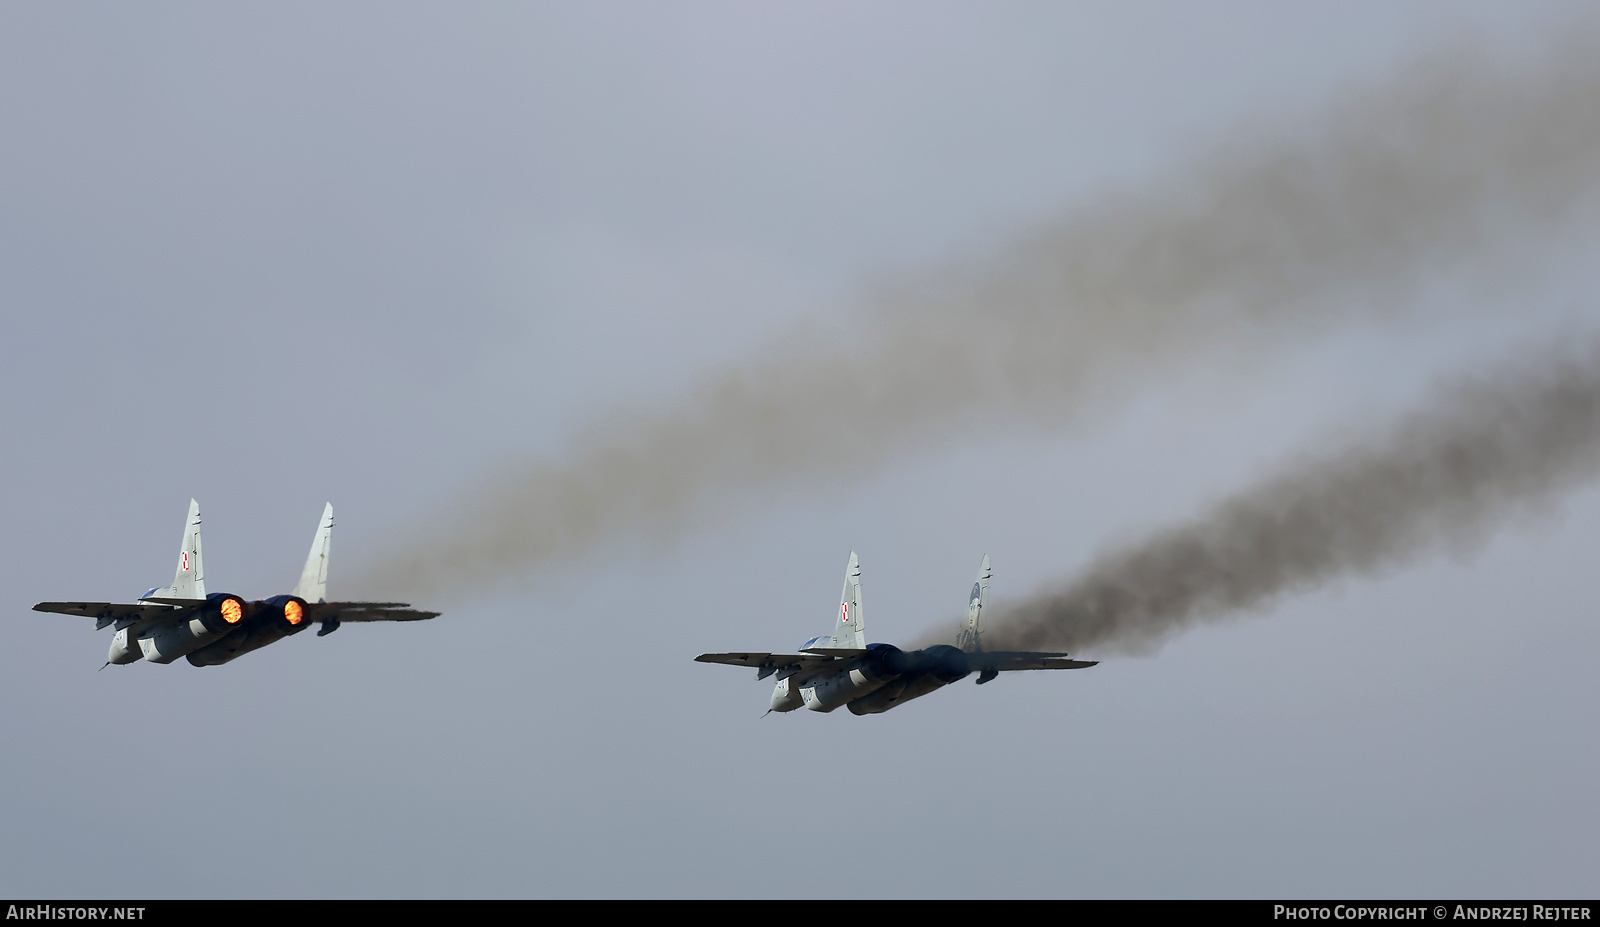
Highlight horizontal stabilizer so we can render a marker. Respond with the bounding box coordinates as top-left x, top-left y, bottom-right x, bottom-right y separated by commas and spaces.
800, 647, 868, 657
